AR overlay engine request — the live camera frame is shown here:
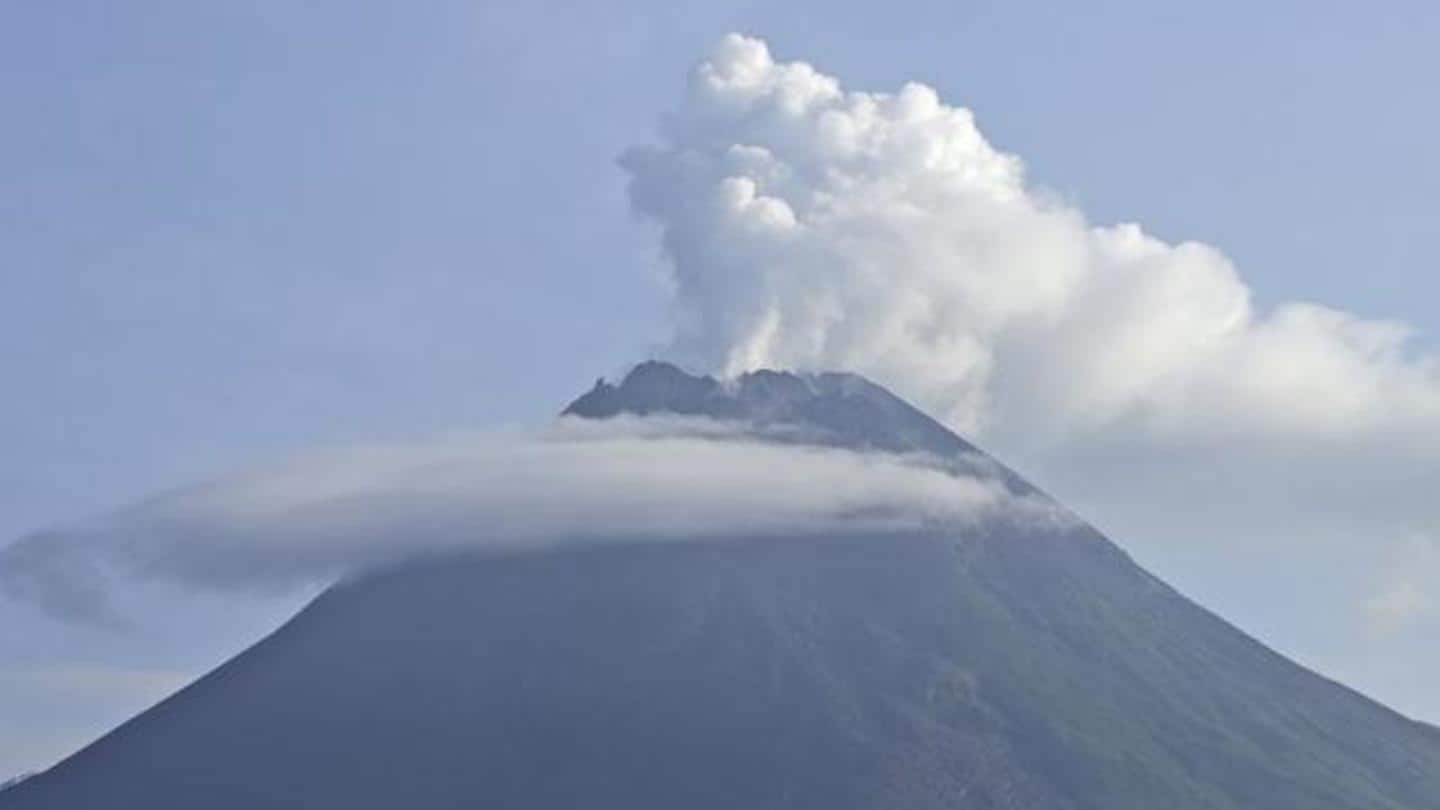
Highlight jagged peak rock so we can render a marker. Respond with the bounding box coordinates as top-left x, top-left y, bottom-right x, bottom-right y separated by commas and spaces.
565, 360, 1025, 491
